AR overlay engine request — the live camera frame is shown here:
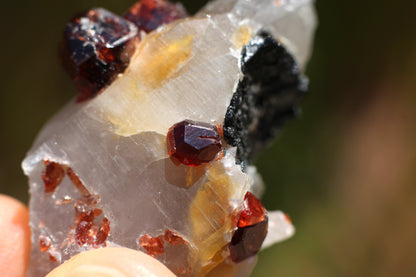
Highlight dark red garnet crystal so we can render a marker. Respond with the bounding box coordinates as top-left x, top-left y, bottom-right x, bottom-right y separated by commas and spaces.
59, 8, 138, 102
42, 161, 66, 193
124, 0, 188, 33
229, 192, 268, 263
167, 120, 222, 166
